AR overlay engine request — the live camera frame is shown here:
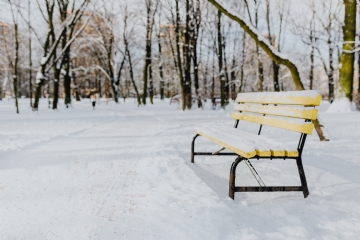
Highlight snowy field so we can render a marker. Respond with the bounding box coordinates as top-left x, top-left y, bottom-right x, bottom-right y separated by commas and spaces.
1, 98, 360, 239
